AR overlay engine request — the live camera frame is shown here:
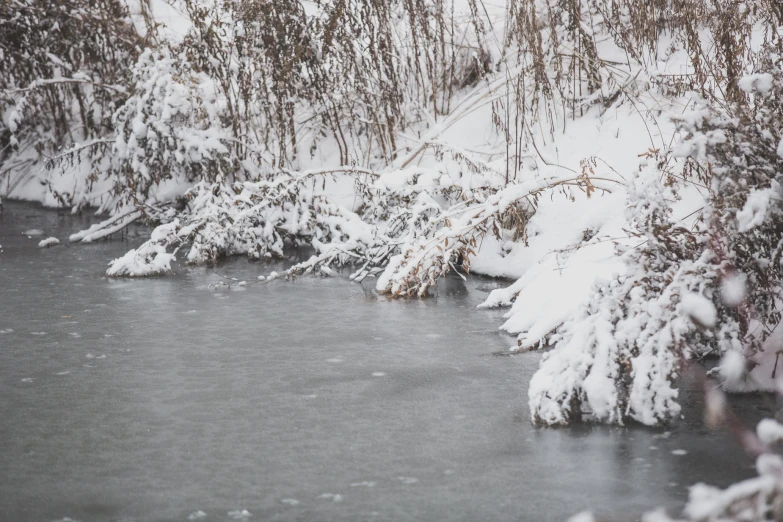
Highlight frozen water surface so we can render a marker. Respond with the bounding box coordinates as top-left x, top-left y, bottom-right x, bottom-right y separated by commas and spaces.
0, 201, 766, 521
